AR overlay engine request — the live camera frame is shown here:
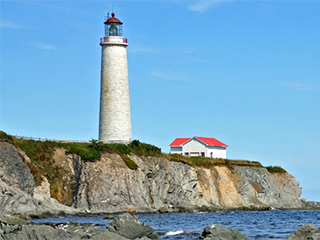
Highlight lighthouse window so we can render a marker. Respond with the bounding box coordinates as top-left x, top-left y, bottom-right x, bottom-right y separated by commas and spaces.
109, 23, 118, 36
